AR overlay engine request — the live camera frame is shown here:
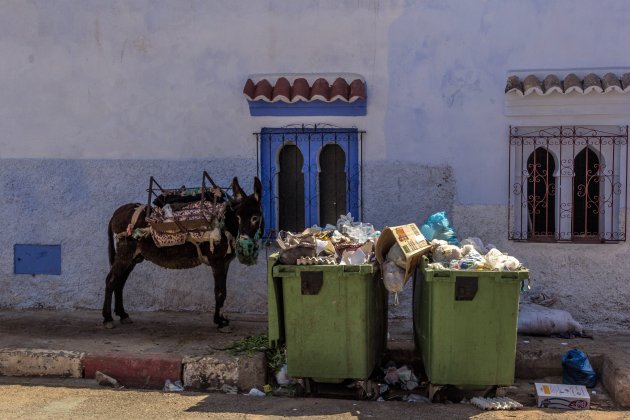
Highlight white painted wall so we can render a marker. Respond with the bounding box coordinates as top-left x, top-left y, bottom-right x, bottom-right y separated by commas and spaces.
0, 0, 395, 161
1, 0, 629, 330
